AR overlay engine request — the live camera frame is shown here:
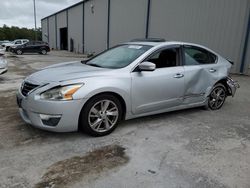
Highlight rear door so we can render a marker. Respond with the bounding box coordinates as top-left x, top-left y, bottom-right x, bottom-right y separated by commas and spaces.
131, 46, 185, 115
33, 41, 42, 52
182, 45, 219, 104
